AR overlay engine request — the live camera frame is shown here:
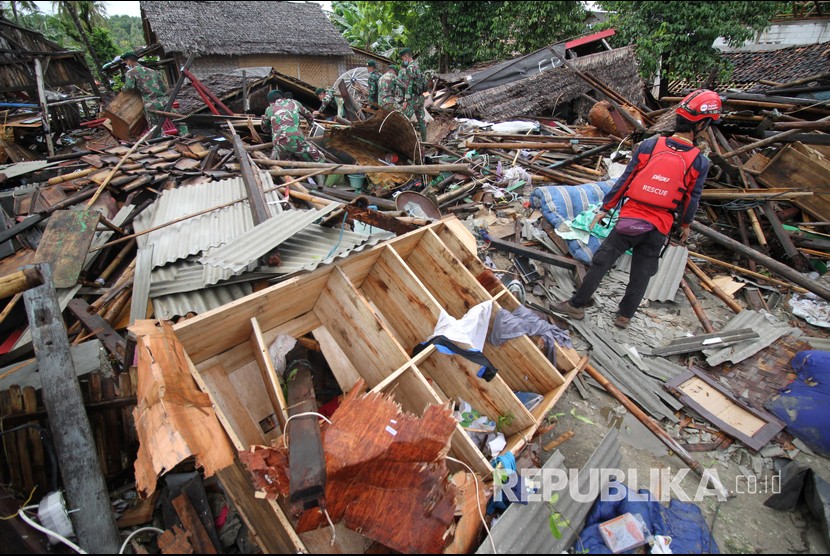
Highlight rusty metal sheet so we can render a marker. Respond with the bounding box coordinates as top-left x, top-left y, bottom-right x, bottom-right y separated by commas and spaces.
33, 209, 100, 288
